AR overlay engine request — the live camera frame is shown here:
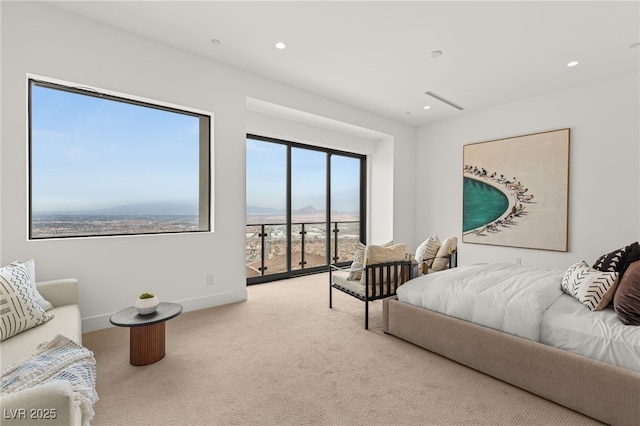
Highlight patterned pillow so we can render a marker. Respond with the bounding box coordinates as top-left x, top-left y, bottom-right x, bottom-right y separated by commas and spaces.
561, 260, 619, 311
0, 262, 53, 341
592, 242, 638, 277
16, 259, 53, 311
432, 237, 457, 271
613, 260, 640, 325
415, 235, 441, 267
347, 242, 366, 281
